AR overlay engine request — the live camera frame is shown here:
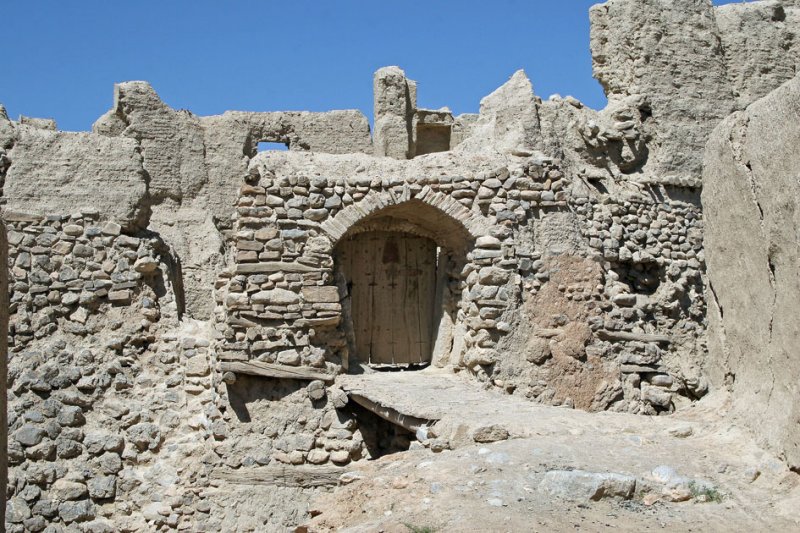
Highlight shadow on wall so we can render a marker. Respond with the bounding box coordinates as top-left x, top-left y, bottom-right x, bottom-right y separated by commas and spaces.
226, 375, 307, 423
342, 401, 413, 459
